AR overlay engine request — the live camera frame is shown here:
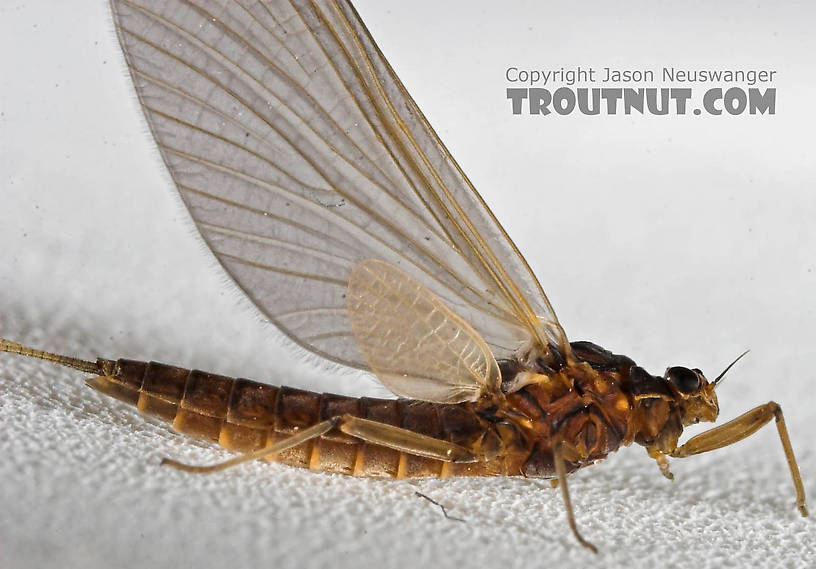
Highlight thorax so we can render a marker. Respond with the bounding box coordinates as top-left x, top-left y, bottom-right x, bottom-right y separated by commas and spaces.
494, 341, 685, 477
